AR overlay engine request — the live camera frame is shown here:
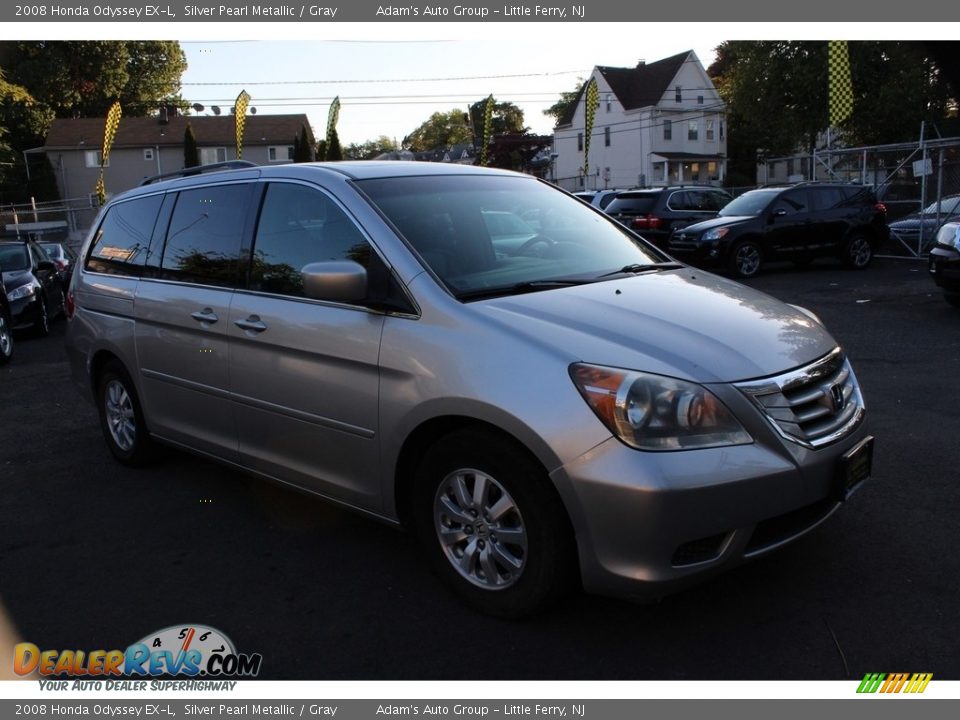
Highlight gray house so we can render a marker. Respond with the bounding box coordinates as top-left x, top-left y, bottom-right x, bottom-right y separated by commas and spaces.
43, 113, 313, 228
